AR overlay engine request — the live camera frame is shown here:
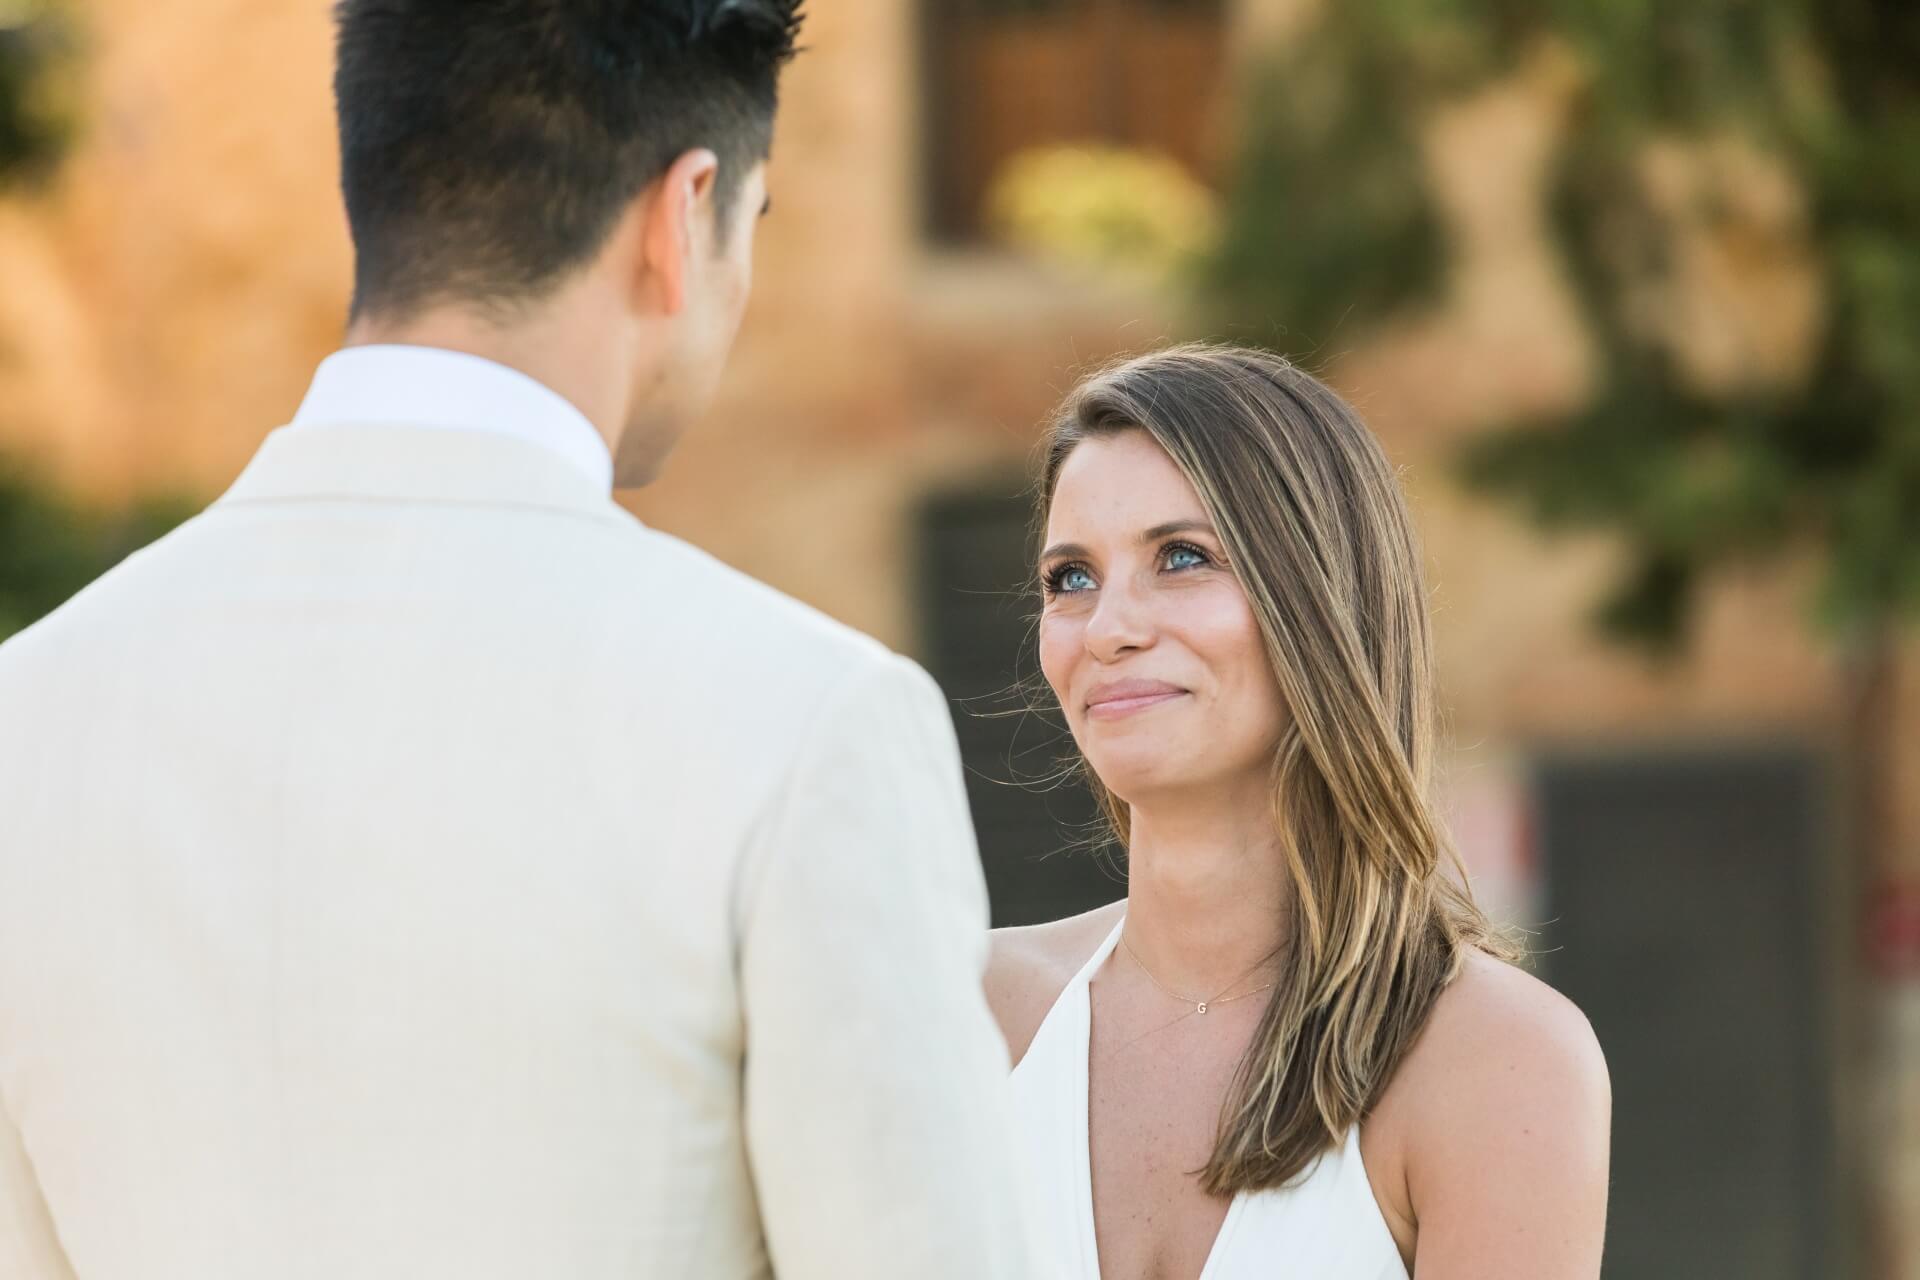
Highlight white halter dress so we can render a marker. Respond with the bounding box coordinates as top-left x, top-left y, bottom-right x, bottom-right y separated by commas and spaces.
1010, 919, 1410, 1280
